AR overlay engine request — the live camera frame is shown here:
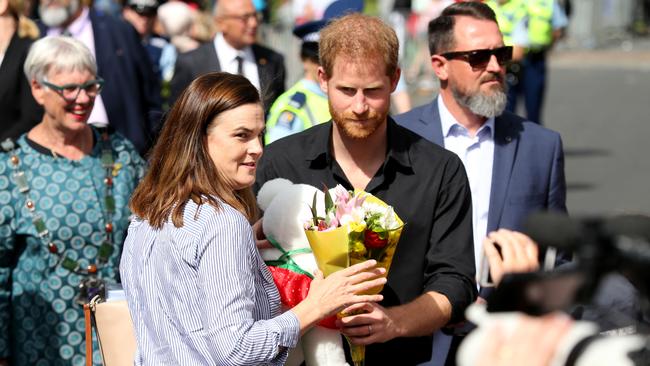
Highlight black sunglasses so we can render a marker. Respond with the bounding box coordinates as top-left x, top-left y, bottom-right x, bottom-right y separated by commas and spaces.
440, 46, 513, 68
